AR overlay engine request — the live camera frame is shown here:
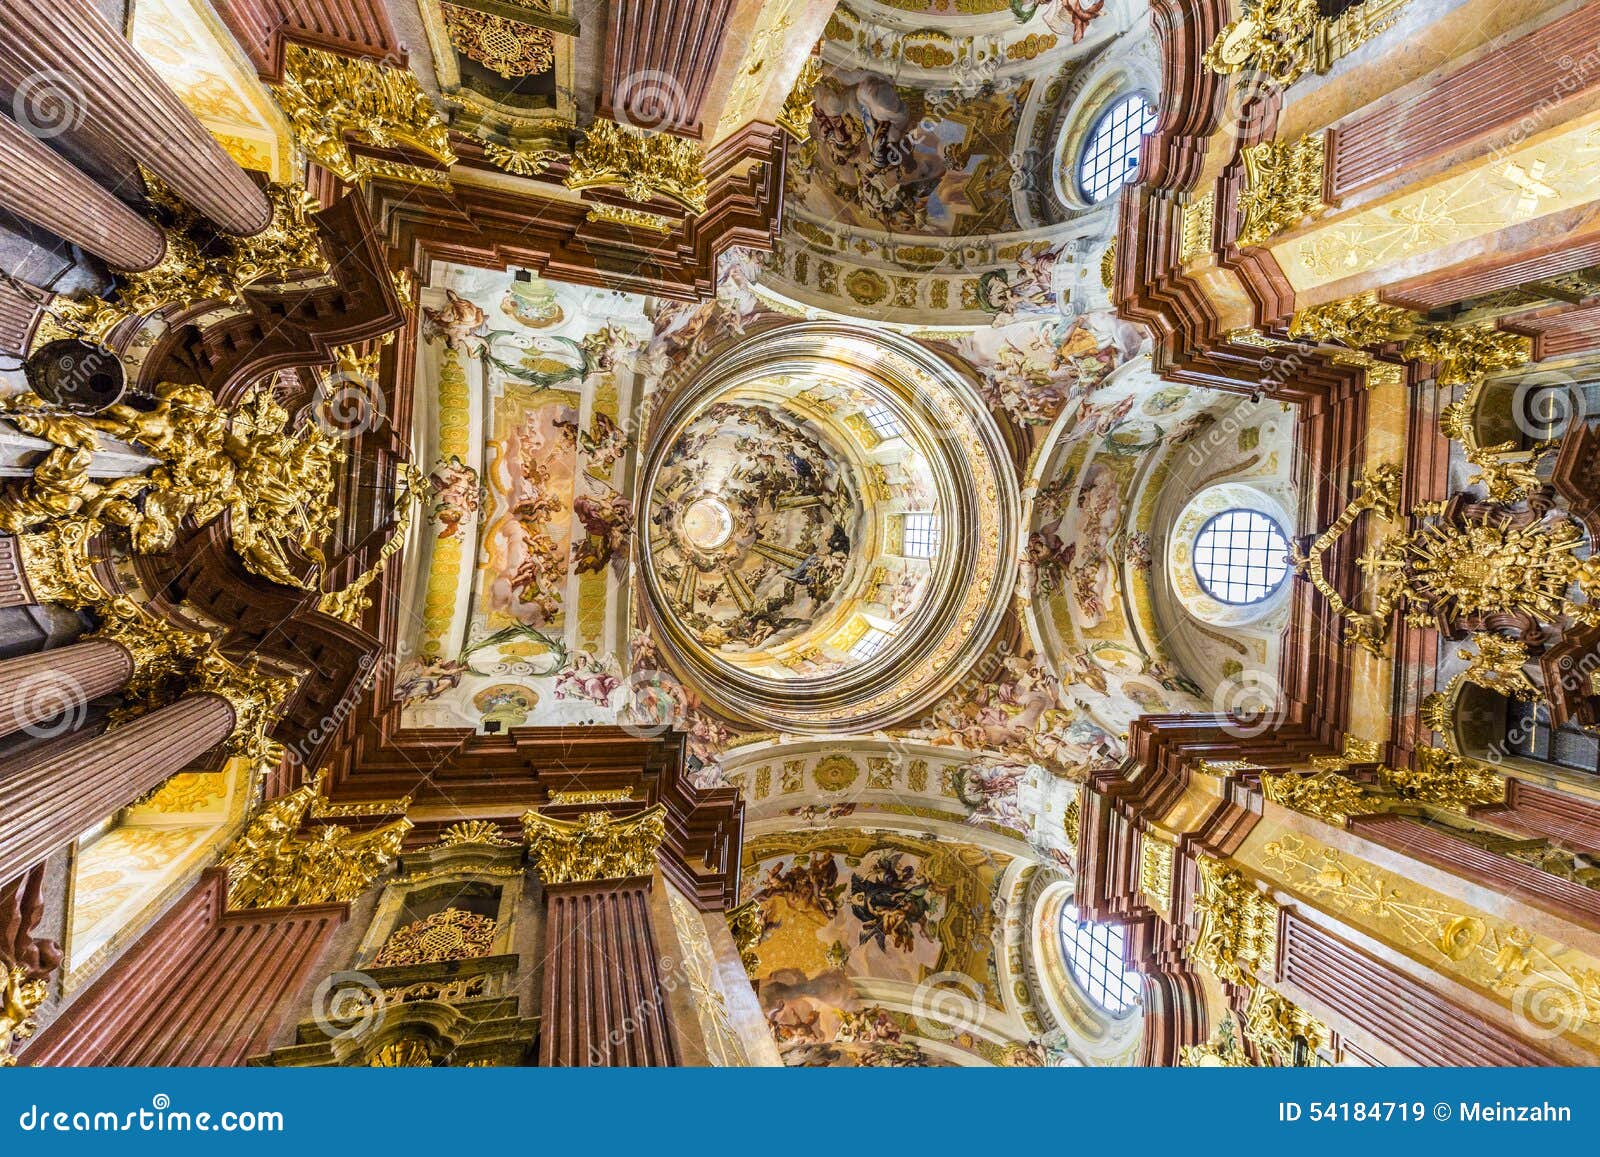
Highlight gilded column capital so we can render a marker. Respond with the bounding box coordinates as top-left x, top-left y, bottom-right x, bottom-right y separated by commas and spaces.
520, 804, 668, 884
89, 597, 212, 703
221, 783, 411, 909
190, 651, 297, 765
14, 517, 107, 608
1237, 132, 1326, 247
727, 900, 763, 973
1190, 855, 1279, 986
565, 120, 707, 215
0, 963, 48, 1067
